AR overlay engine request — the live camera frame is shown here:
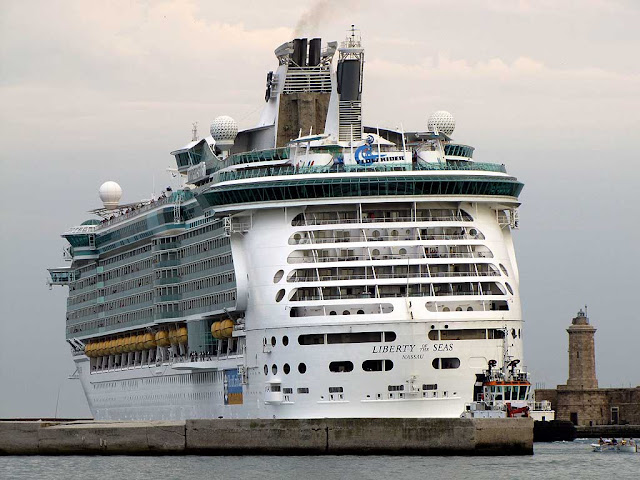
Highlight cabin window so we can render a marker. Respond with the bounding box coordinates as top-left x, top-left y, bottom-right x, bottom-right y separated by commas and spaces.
298, 363, 307, 374
328, 332, 380, 344
329, 387, 344, 393
297, 387, 309, 394
432, 358, 461, 369
329, 361, 353, 373
298, 334, 325, 345
273, 270, 284, 283
362, 360, 393, 372
283, 363, 290, 374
